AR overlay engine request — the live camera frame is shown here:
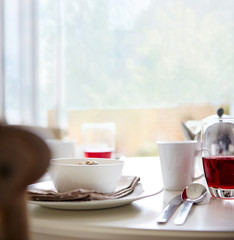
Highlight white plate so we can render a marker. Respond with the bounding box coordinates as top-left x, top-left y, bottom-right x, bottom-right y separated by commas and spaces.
29, 183, 163, 210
